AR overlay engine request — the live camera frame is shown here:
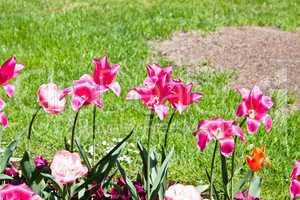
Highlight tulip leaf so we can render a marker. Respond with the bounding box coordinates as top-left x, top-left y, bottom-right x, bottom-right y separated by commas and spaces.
220, 153, 230, 199
75, 138, 92, 171
40, 173, 63, 194
0, 173, 13, 180
117, 161, 139, 200
137, 141, 148, 179
20, 151, 35, 183
149, 148, 174, 200
249, 175, 261, 198
0, 131, 24, 172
